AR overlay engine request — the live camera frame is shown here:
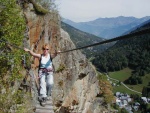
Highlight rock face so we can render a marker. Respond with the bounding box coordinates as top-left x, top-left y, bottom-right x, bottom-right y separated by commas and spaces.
53, 29, 109, 113
23, 2, 111, 113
